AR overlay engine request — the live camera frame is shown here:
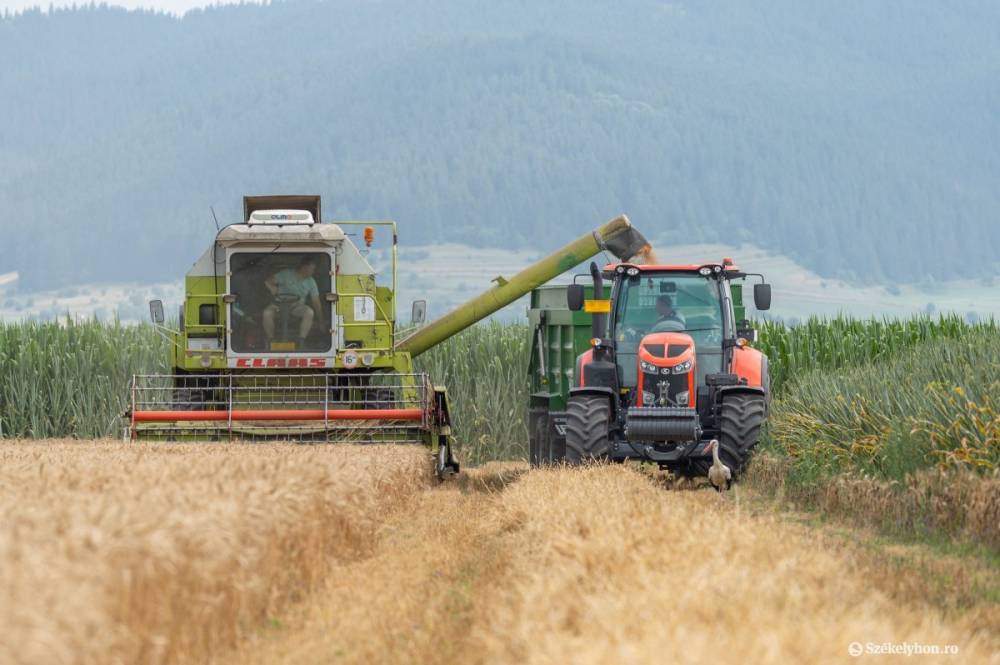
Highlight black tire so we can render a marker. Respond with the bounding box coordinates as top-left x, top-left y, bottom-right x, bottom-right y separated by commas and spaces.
565, 395, 612, 465
528, 424, 539, 467
693, 393, 766, 477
